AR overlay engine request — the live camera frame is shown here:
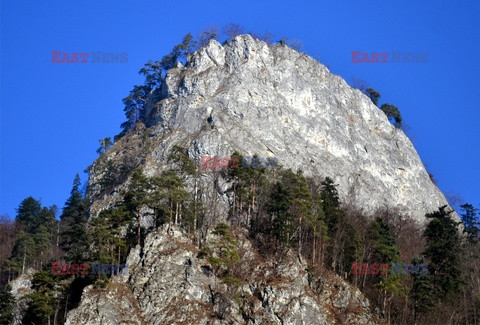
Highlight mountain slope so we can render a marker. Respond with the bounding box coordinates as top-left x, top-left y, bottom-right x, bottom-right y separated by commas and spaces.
88, 34, 451, 223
